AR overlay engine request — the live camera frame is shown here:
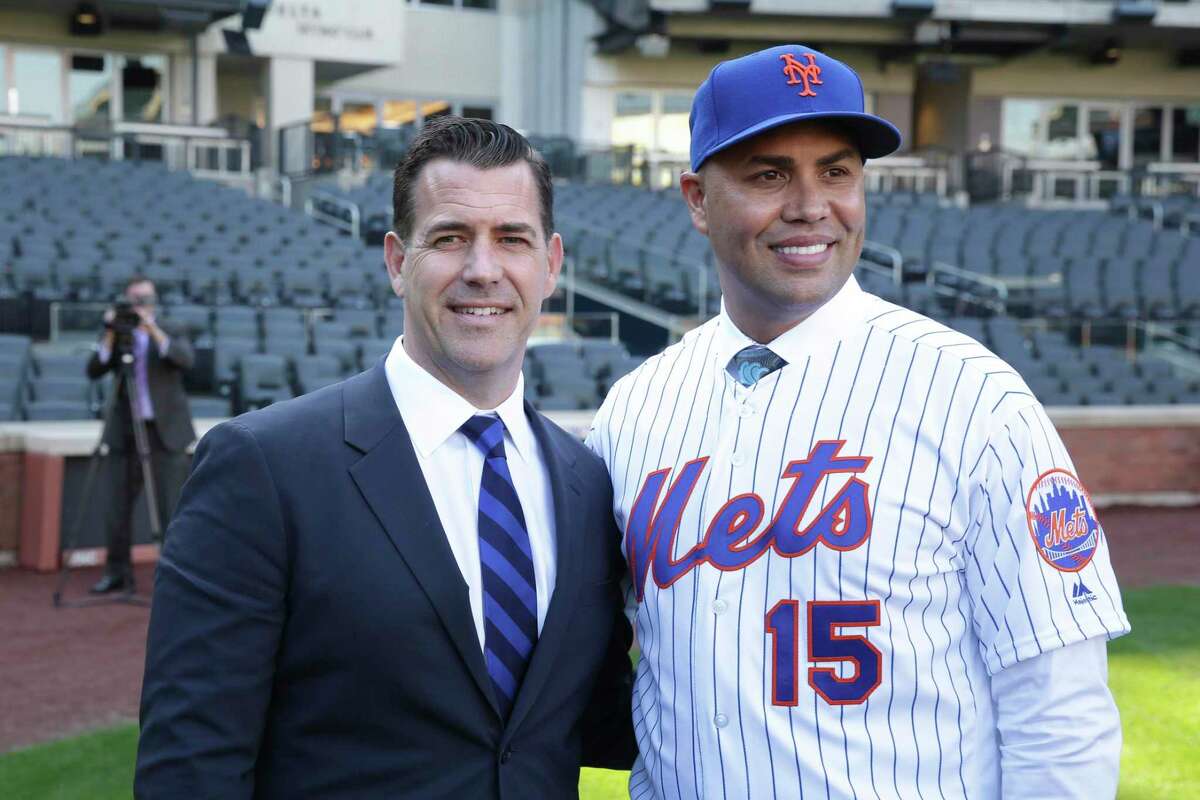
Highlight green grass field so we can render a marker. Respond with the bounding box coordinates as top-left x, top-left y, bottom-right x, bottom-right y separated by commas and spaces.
2, 586, 1195, 799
